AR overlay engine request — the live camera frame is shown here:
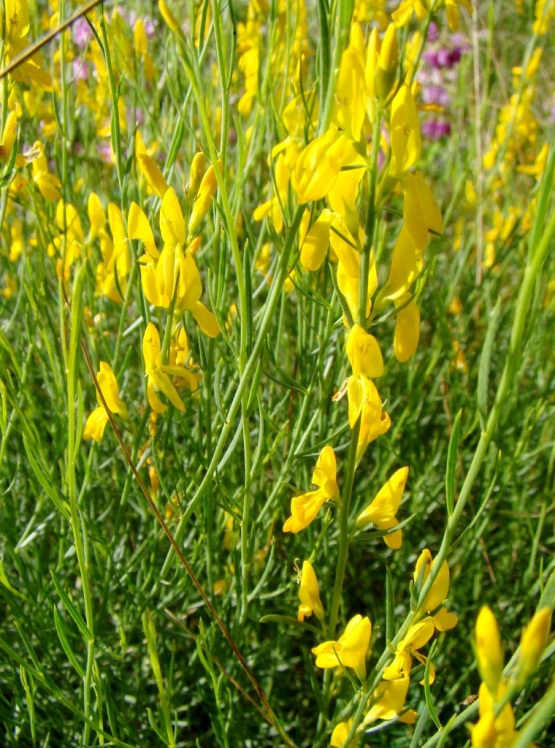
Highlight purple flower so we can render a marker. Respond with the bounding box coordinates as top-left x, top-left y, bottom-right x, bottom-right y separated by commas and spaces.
423, 50, 440, 68
98, 142, 113, 163
422, 85, 450, 107
73, 17, 92, 48
72, 58, 89, 81
421, 120, 451, 140
427, 22, 439, 43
